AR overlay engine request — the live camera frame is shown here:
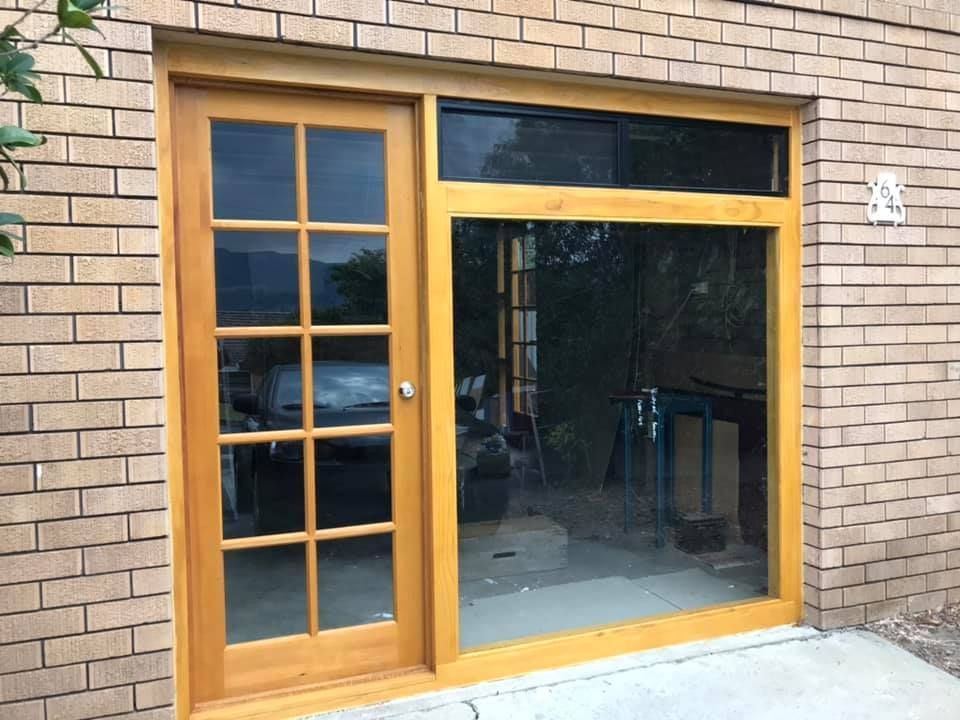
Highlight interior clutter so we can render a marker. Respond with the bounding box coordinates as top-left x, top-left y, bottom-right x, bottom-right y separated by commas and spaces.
453, 219, 771, 648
